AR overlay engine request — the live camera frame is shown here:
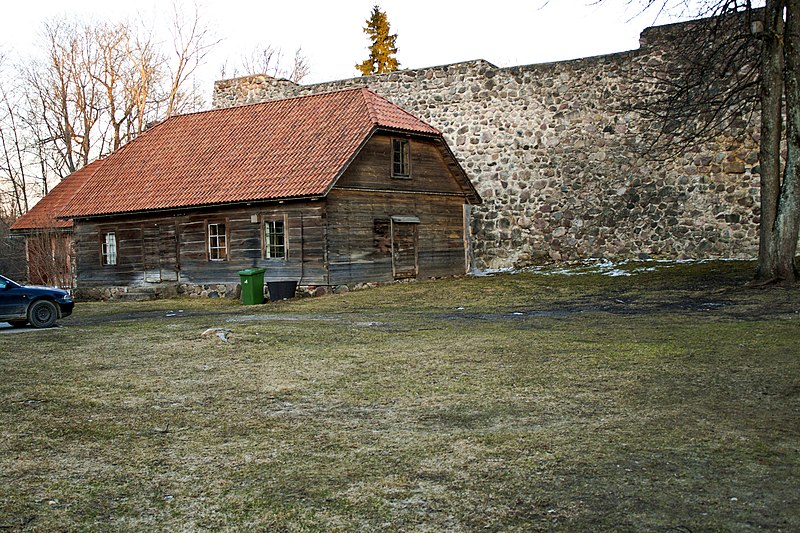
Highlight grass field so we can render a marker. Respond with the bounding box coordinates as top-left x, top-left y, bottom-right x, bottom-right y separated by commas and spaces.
1, 260, 798, 531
